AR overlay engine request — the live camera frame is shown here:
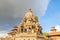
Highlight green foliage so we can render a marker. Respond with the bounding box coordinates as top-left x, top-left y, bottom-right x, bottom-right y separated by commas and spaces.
35, 16, 38, 21
43, 32, 48, 36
